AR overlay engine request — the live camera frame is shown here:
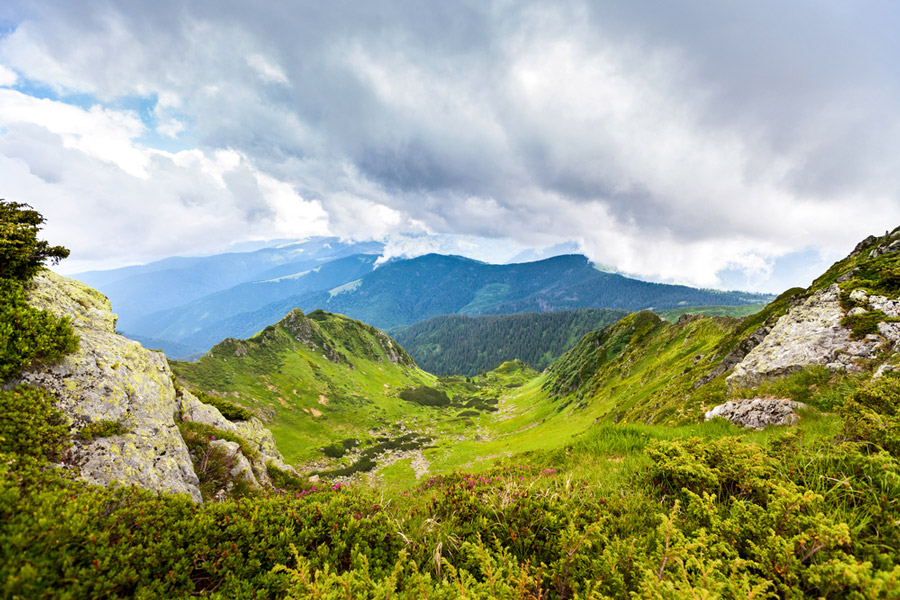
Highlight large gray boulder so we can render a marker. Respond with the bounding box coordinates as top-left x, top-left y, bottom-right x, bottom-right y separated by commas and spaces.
705, 398, 807, 430
6, 270, 203, 501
